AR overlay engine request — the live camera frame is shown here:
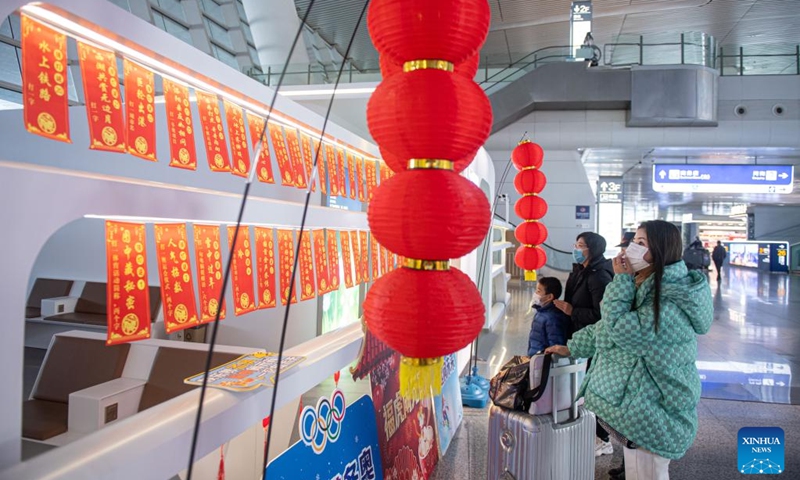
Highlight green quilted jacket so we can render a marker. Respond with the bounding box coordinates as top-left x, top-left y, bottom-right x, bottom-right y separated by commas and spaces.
567, 261, 713, 460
